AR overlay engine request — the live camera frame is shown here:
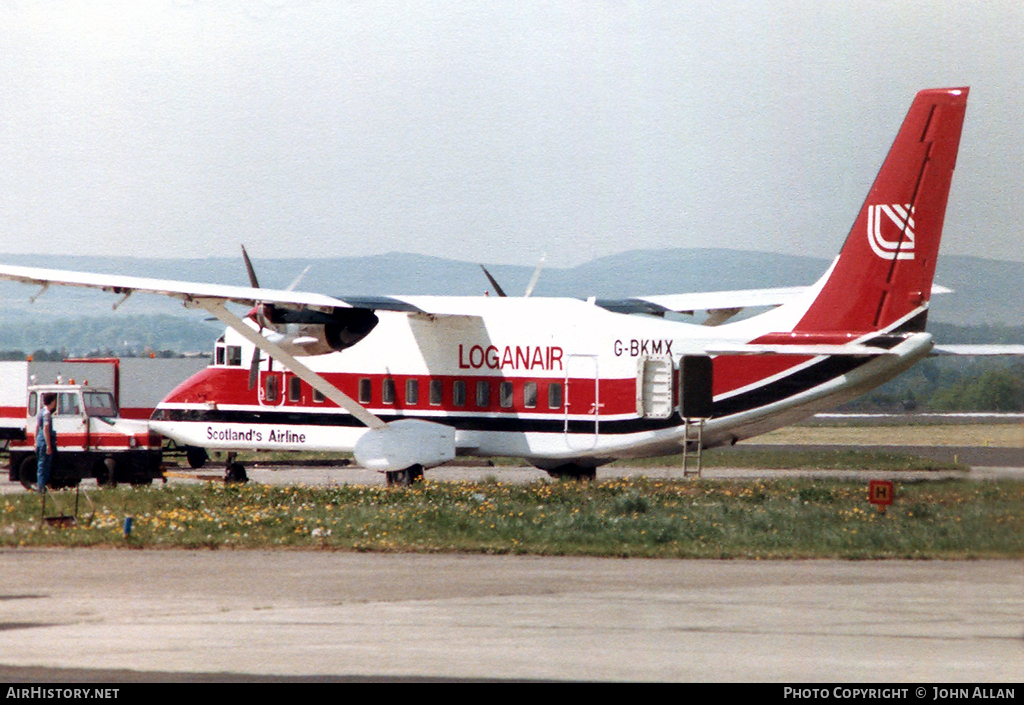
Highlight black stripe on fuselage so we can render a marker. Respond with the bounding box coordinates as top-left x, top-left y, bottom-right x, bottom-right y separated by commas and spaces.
709, 354, 872, 417
156, 349, 887, 434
